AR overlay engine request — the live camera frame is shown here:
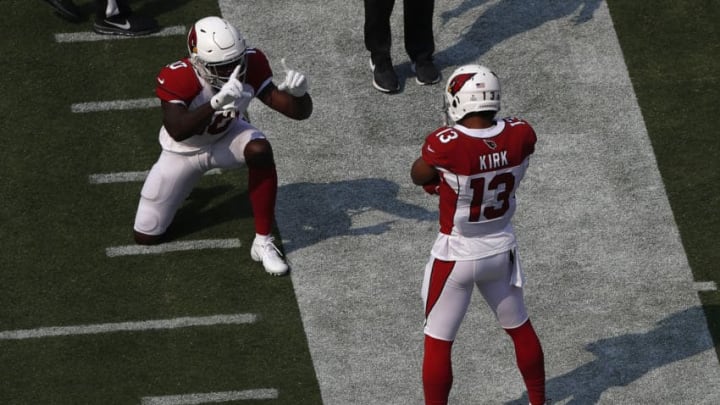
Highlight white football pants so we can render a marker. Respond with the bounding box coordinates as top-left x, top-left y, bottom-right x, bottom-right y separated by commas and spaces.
133, 121, 264, 236
422, 250, 529, 341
